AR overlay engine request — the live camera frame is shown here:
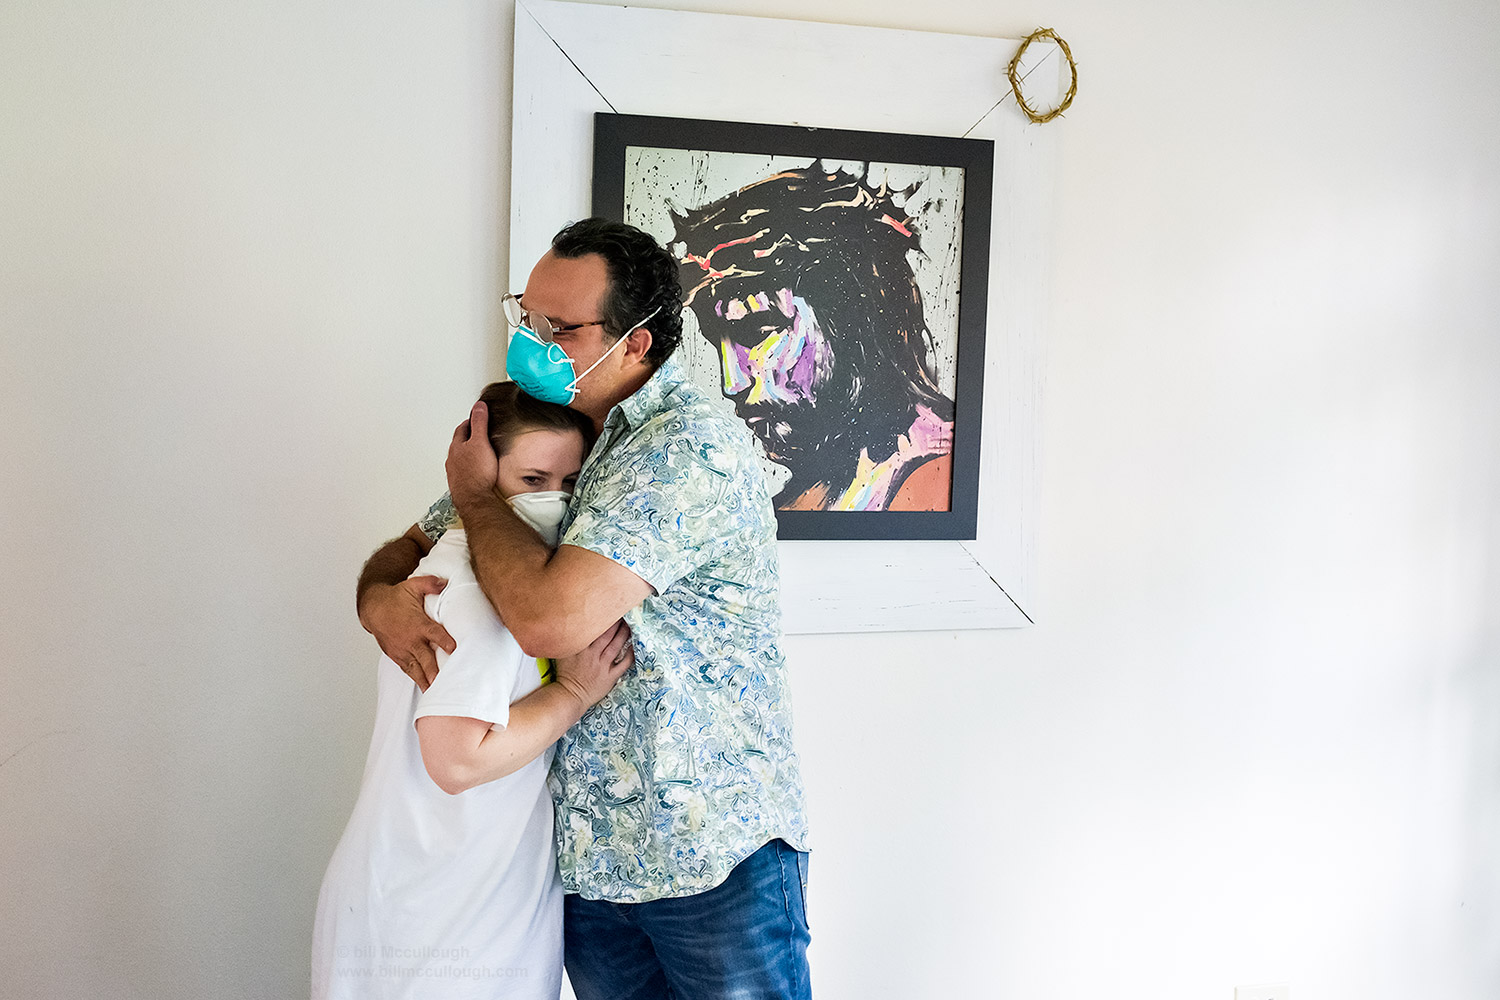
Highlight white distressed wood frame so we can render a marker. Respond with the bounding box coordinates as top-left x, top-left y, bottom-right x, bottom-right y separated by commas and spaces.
511, 1, 1059, 633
